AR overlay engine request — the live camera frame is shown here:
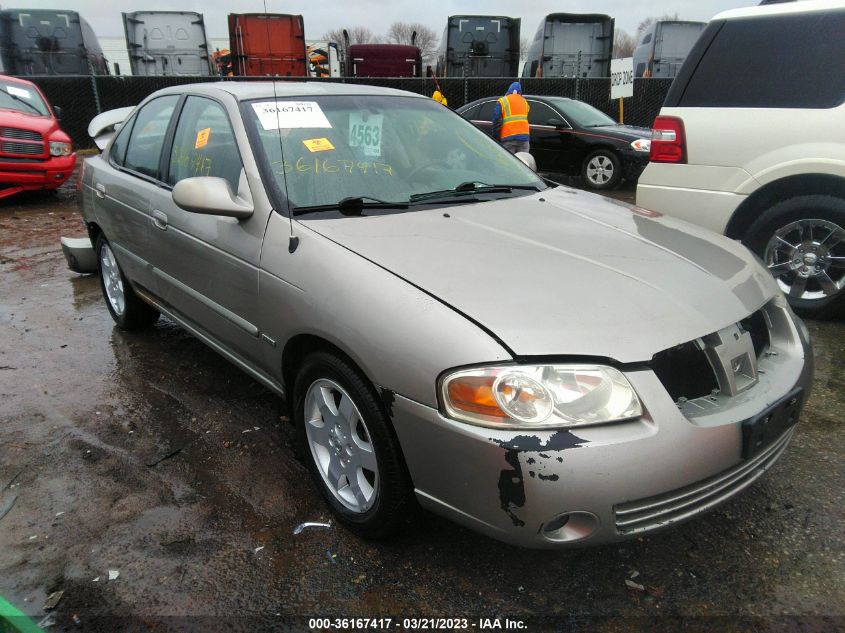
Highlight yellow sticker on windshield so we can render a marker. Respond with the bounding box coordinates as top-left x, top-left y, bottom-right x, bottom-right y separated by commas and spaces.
303, 137, 335, 153
195, 127, 211, 149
